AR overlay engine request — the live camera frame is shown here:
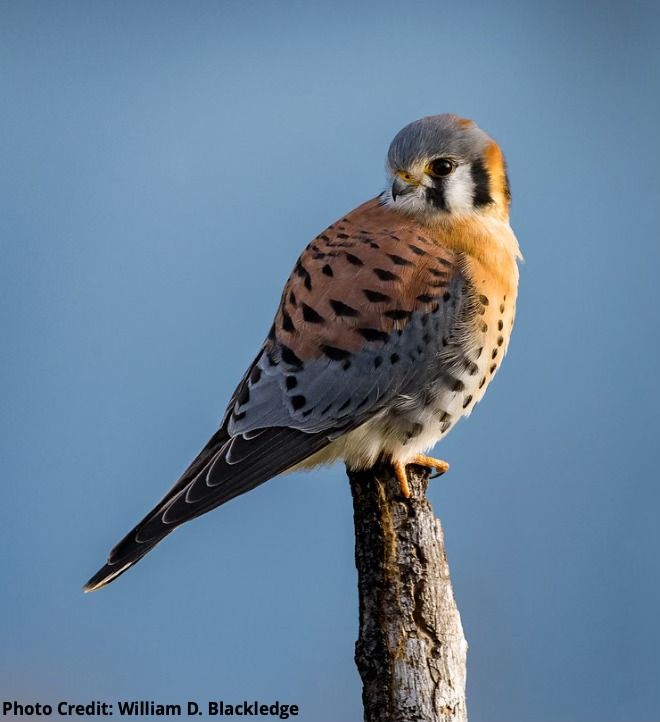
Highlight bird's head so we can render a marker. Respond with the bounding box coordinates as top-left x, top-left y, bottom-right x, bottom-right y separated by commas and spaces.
384, 114, 511, 222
